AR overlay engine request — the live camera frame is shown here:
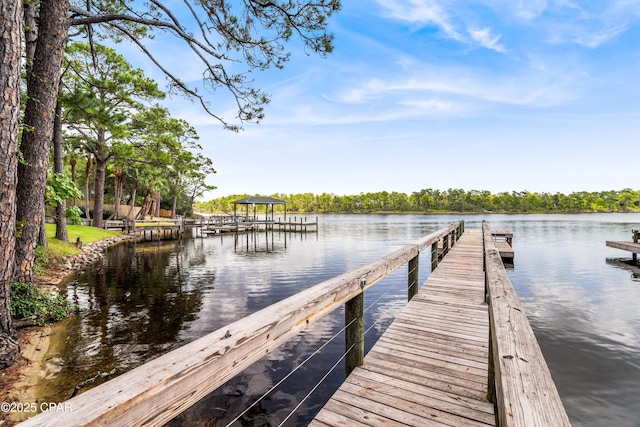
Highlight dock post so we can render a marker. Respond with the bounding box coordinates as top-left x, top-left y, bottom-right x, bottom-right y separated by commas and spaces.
634, 230, 639, 263
431, 241, 438, 271
408, 252, 419, 300
487, 326, 496, 405
345, 284, 365, 377
442, 235, 449, 255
